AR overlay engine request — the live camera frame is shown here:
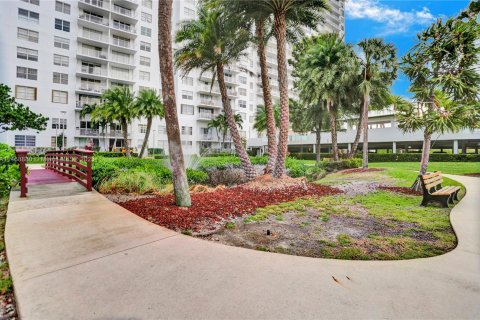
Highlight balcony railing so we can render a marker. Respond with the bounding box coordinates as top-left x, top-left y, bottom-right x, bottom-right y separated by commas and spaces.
198, 112, 216, 120
113, 5, 135, 17
111, 38, 133, 49
200, 134, 214, 141
79, 13, 109, 26
76, 100, 100, 109
79, 128, 100, 136
79, 0, 105, 9
110, 56, 132, 65
112, 21, 136, 34
79, 47, 108, 59
199, 98, 221, 106
79, 66, 107, 76
78, 83, 106, 93
79, 30, 107, 42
